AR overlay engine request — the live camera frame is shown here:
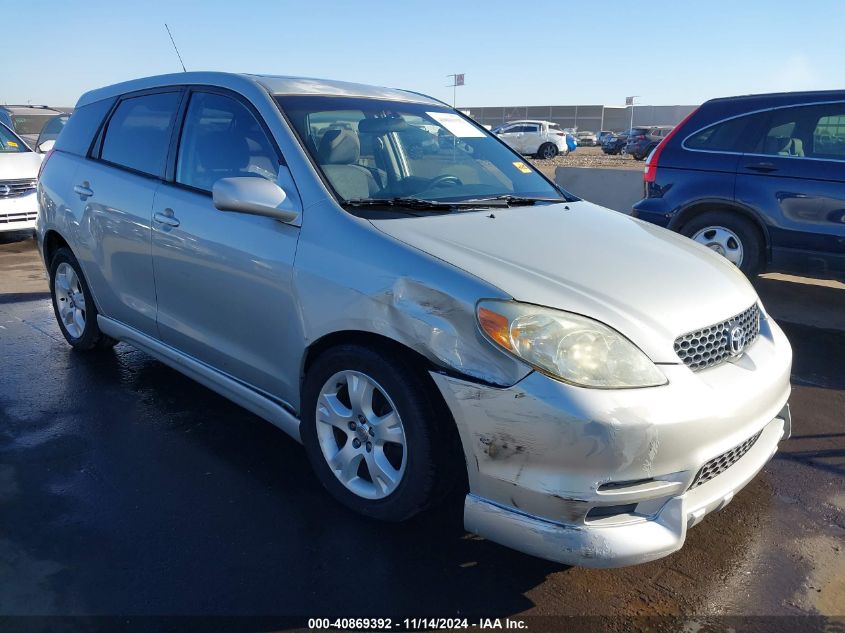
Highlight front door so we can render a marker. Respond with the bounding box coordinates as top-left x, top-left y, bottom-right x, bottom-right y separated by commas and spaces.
151, 89, 301, 400
736, 101, 845, 275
